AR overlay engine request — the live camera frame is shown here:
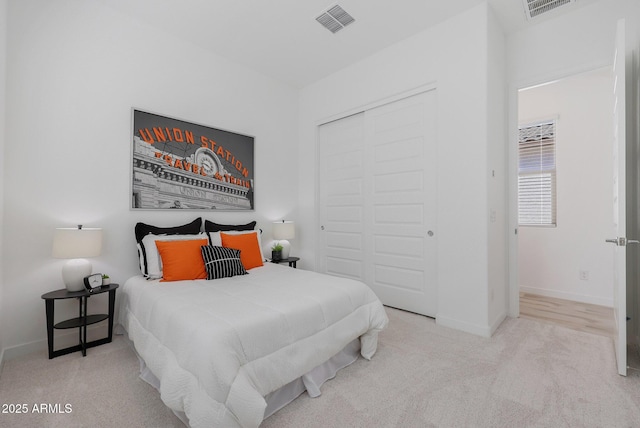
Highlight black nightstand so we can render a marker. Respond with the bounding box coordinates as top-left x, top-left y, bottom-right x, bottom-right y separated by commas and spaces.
270, 257, 300, 268
41, 283, 119, 359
